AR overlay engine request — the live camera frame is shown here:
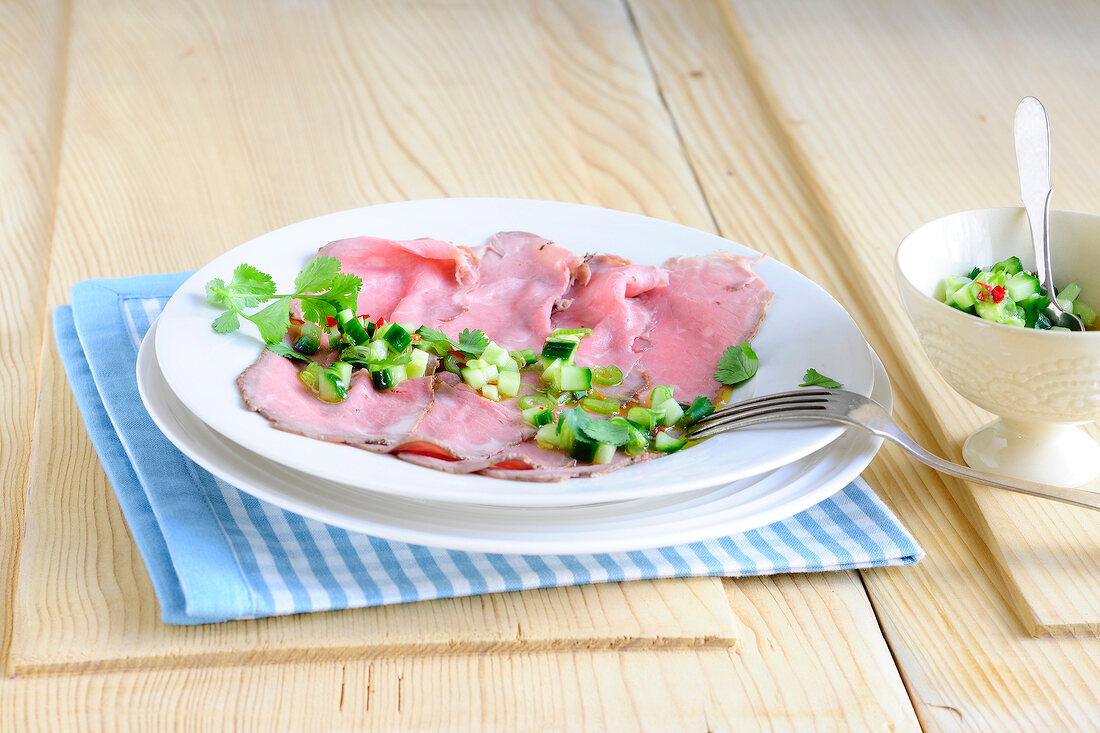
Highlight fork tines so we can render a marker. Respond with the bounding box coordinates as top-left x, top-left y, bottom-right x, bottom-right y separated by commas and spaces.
688, 389, 833, 438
